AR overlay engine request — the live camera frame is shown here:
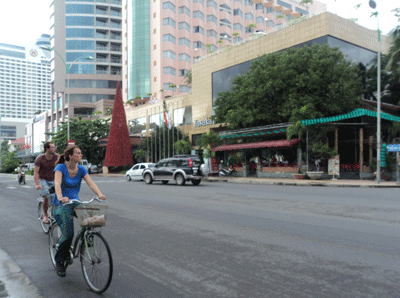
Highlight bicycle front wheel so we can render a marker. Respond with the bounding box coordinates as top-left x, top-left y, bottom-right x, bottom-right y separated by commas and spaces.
80, 232, 113, 294
38, 201, 50, 234
49, 223, 62, 269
